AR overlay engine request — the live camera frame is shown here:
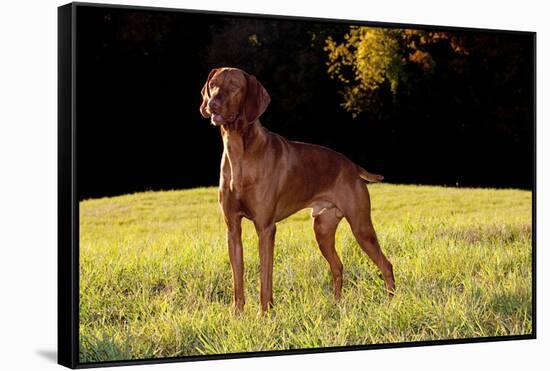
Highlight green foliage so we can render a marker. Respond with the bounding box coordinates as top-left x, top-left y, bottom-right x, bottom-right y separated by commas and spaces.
325, 27, 462, 116
79, 185, 532, 362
